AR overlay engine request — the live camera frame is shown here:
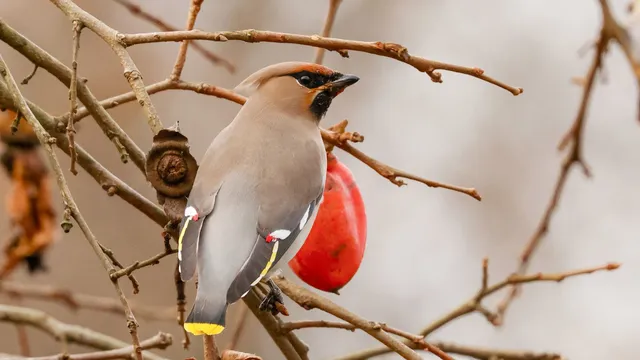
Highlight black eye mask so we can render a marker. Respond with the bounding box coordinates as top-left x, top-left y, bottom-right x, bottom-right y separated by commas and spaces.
288, 70, 343, 89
